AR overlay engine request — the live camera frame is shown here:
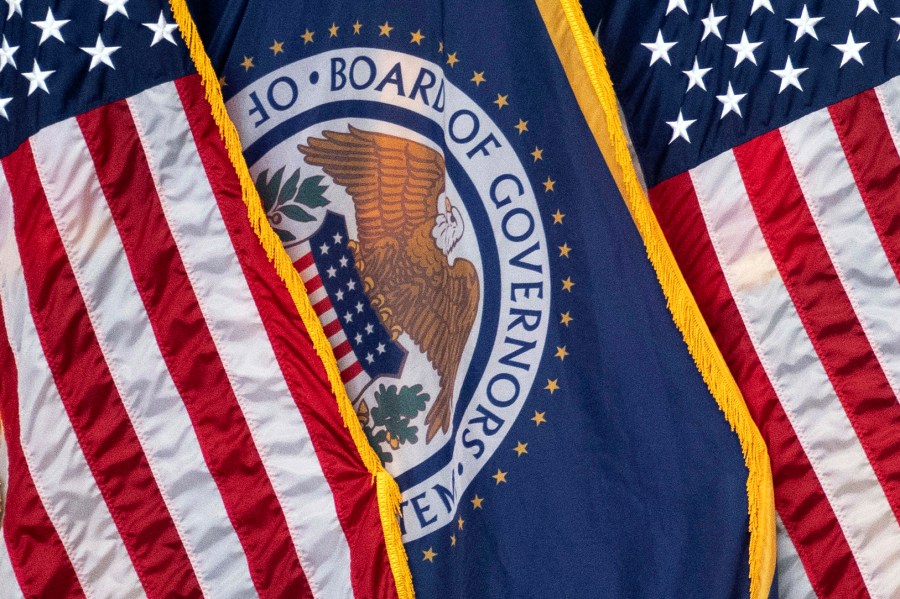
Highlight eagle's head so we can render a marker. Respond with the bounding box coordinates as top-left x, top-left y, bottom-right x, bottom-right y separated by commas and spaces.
432, 195, 465, 262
